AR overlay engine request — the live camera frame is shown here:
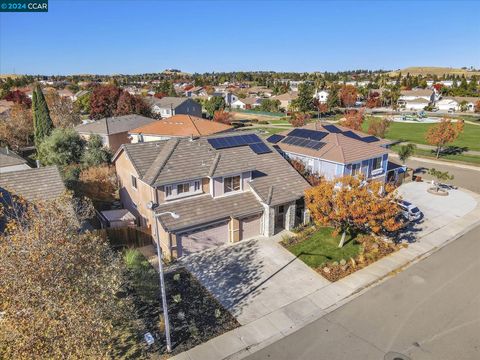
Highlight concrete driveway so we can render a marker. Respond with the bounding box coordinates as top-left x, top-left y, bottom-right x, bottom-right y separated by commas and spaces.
397, 182, 477, 241
181, 236, 330, 325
